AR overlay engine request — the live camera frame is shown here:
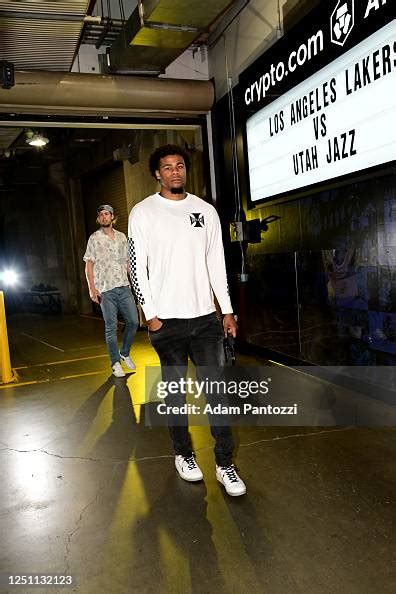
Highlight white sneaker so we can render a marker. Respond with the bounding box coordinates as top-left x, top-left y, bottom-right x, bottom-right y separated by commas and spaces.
112, 362, 126, 377
119, 352, 136, 371
216, 464, 246, 496
175, 455, 203, 482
